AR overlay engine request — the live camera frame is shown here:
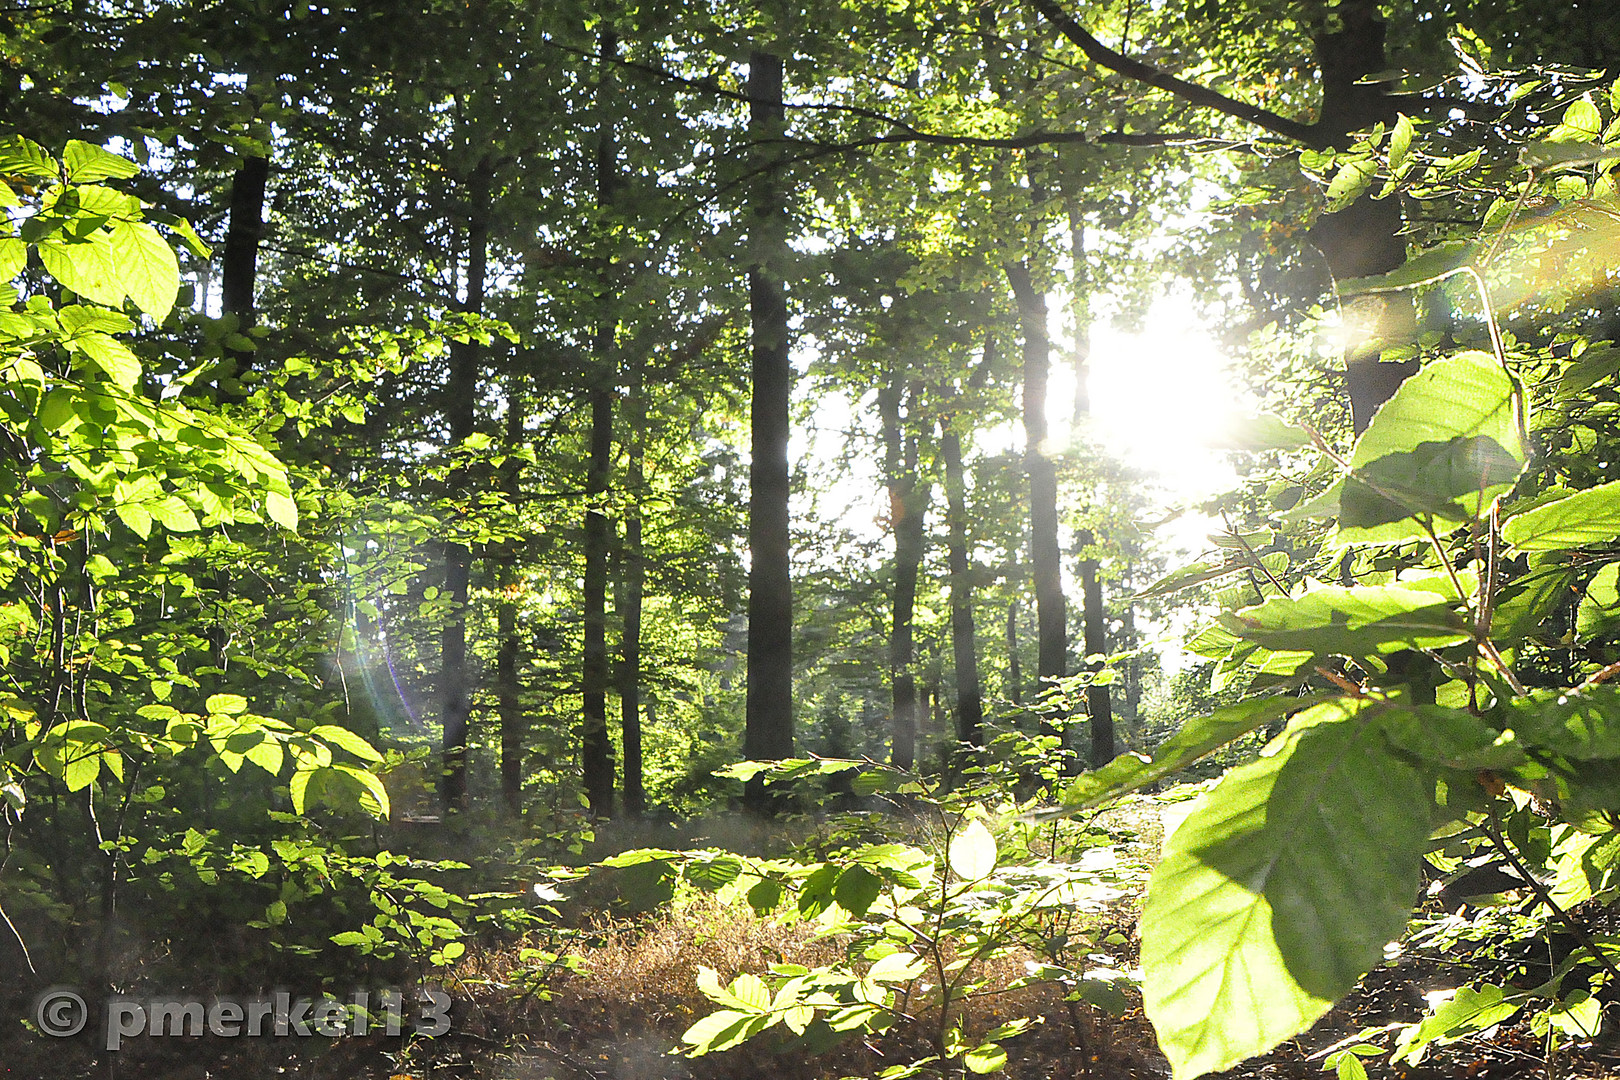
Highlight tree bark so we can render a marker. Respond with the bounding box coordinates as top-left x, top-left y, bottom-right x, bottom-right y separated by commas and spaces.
744, 49, 795, 801
498, 370, 525, 816
939, 405, 983, 749
1005, 261, 1066, 724
619, 350, 646, 816
1006, 598, 1022, 707
581, 28, 620, 819
439, 162, 489, 814
881, 379, 926, 769
1063, 214, 1114, 767
220, 152, 269, 385
1307, 0, 1415, 432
